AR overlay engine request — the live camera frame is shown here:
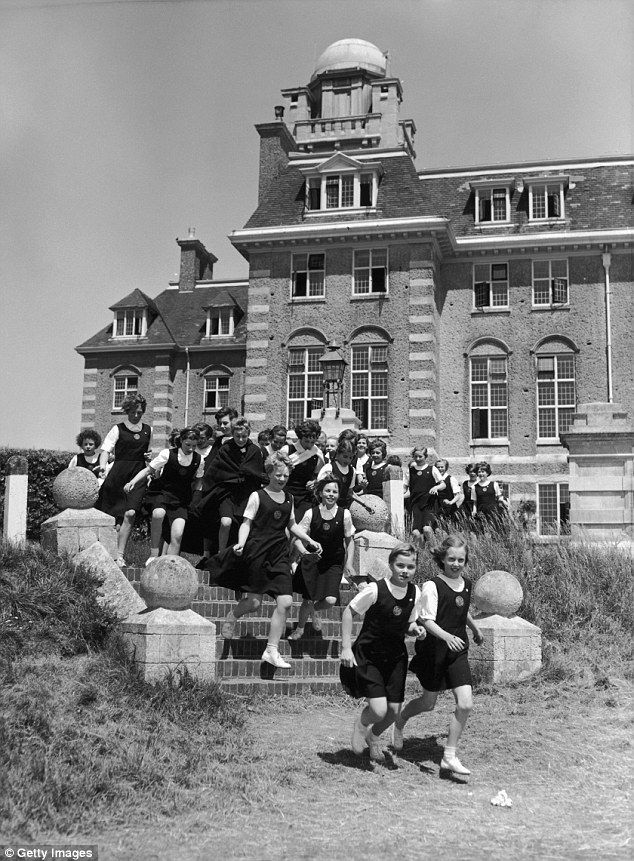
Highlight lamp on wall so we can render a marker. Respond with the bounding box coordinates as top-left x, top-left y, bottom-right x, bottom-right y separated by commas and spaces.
319, 340, 347, 416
